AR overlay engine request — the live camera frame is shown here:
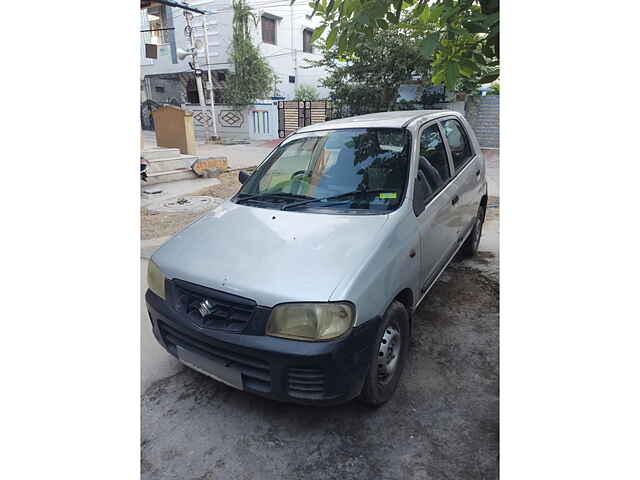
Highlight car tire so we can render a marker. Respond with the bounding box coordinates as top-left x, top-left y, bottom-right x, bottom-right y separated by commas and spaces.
461, 204, 486, 258
359, 301, 410, 406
